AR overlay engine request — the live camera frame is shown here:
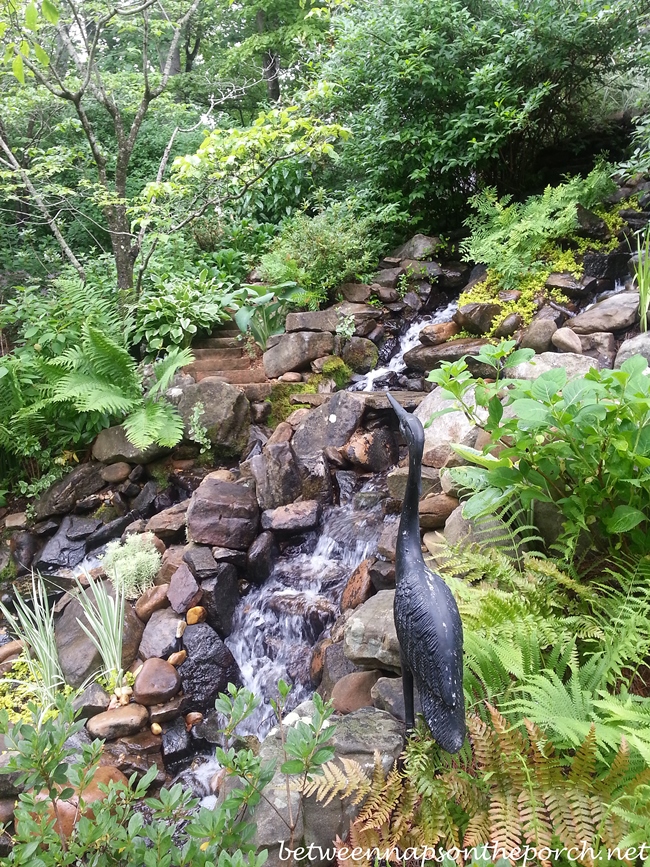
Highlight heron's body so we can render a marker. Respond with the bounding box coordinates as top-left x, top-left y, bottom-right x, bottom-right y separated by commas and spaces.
388, 393, 465, 754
